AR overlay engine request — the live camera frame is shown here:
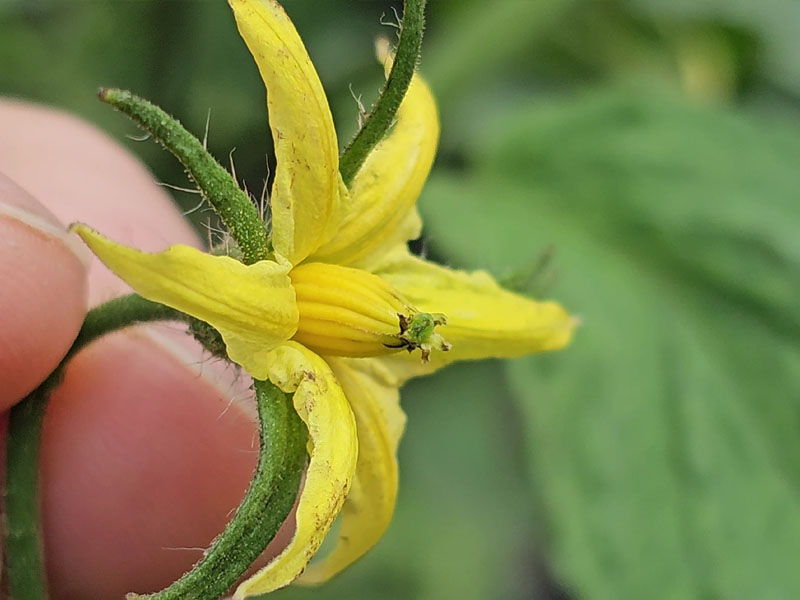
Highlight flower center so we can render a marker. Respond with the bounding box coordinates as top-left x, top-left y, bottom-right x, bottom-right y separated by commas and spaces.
290, 262, 450, 360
